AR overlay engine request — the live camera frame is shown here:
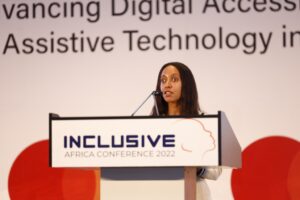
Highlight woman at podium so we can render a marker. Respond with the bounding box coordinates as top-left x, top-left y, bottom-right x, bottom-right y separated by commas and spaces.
151, 62, 222, 200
